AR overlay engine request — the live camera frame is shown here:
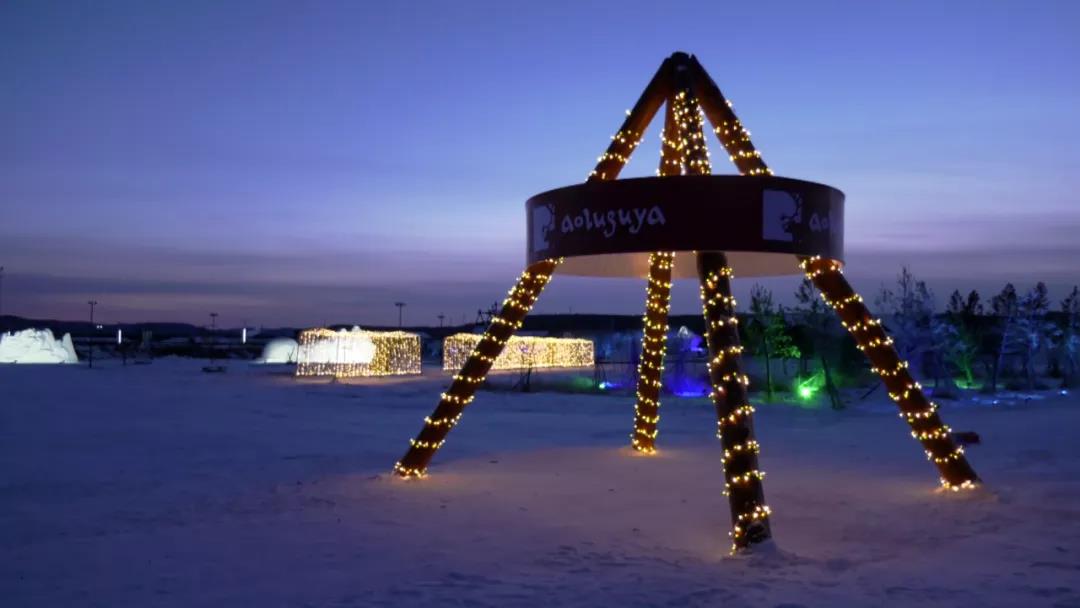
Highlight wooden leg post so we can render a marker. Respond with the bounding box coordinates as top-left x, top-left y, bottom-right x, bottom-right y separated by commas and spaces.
631, 251, 674, 453
631, 97, 681, 453
394, 258, 561, 478
394, 57, 672, 478
802, 257, 979, 489
698, 252, 772, 551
